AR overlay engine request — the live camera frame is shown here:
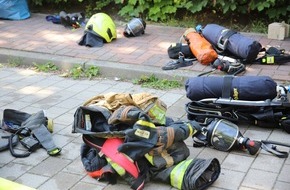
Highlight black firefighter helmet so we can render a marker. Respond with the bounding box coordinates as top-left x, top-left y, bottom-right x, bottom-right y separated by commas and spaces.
123, 18, 146, 37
